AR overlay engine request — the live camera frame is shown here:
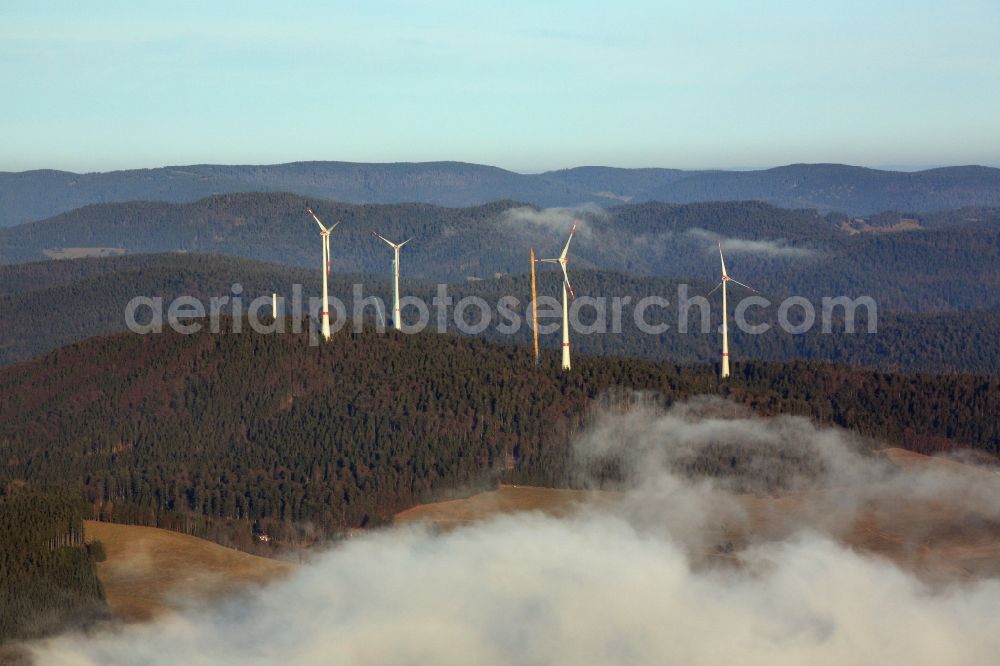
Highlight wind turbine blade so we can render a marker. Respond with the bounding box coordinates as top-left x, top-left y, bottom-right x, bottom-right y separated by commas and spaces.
539, 258, 560, 264
718, 241, 728, 278
559, 223, 578, 260
398, 237, 414, 248
706, 282, 723, 297
371, 231, 395, 247
325, 235, 331, 275
306, 207, 329, 233
729, 277, 757, 293
560, 264, 575, 300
